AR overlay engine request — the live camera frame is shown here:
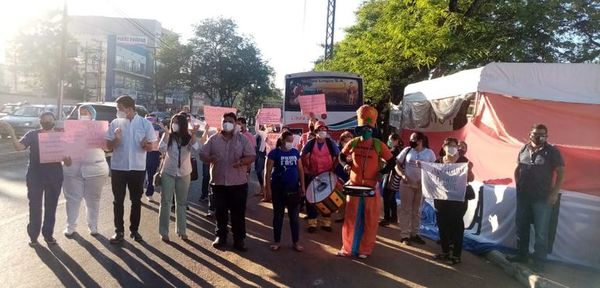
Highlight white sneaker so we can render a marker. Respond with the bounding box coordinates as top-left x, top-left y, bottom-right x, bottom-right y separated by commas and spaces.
146, 195, 155, 202
64, 228, 75, 237
89, 227, 99, 236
